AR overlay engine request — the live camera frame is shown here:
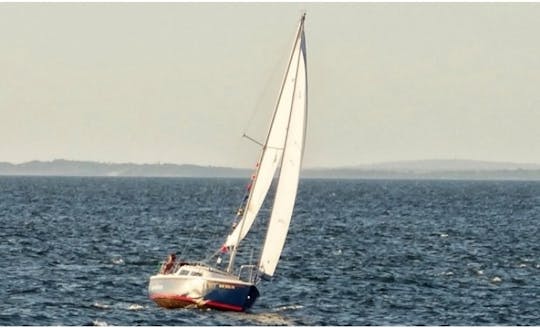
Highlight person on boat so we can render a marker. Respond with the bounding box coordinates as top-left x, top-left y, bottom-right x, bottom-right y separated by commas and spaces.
161, 253, 176, 274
